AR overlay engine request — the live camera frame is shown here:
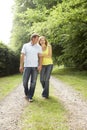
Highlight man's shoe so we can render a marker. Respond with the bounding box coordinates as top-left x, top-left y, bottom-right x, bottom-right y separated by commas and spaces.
42, 96, 48, 99
29, 98, 33, 102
